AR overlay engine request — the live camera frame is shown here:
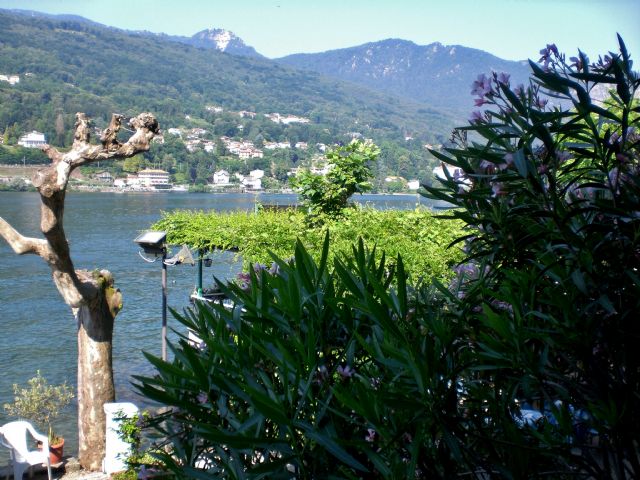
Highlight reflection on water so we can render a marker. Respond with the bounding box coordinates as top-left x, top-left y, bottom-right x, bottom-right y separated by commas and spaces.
0, 191, 434, 457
